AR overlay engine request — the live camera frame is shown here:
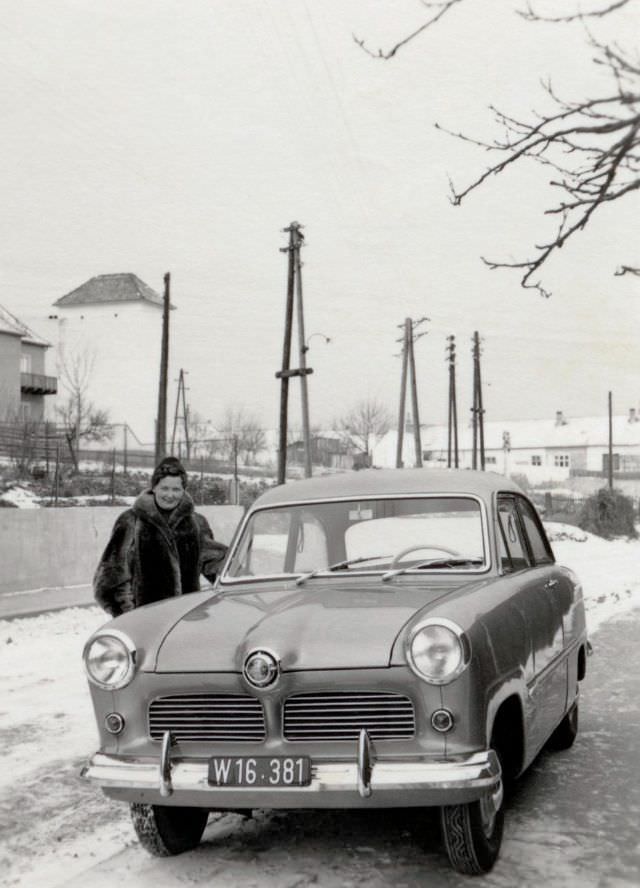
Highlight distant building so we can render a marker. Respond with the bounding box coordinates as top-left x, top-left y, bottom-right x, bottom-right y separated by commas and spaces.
287, 431, 355, 470
0, 304, 56, 421
33, 273, 165, 446
373, 409, 640, 481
